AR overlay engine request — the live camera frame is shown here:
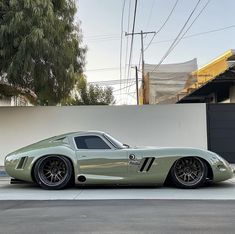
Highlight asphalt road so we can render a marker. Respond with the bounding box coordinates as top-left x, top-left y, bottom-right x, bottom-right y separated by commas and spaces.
0, 200, 234, 234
